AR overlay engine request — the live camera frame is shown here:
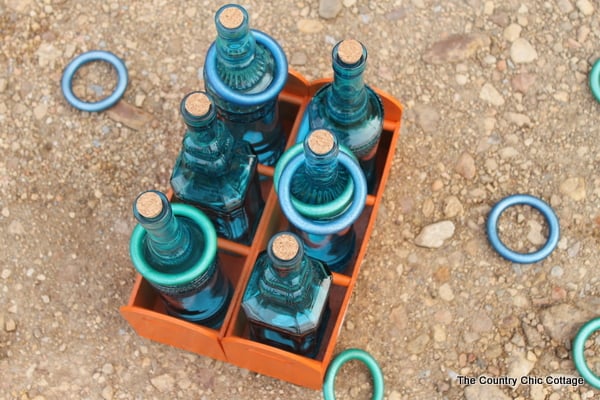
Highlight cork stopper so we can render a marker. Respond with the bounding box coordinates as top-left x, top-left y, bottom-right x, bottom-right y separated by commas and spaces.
337, 39, 363, 64
136, 192, 163, 219
219, 6, 244, 29
271, 234, 300, 261
185, 92, 211, 117
307, 129, 335, 155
